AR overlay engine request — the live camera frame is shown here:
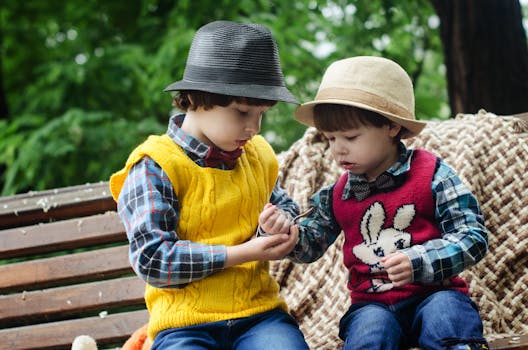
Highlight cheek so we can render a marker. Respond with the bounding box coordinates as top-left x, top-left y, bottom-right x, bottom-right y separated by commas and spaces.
352, 140, 371, 155
211, 118, 235, 133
